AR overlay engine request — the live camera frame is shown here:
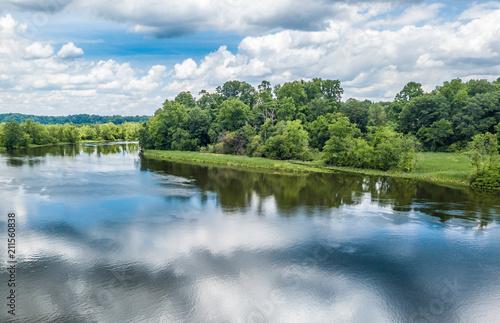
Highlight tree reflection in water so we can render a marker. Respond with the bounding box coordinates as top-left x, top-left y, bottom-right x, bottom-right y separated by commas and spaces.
140, 157, 500, 226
